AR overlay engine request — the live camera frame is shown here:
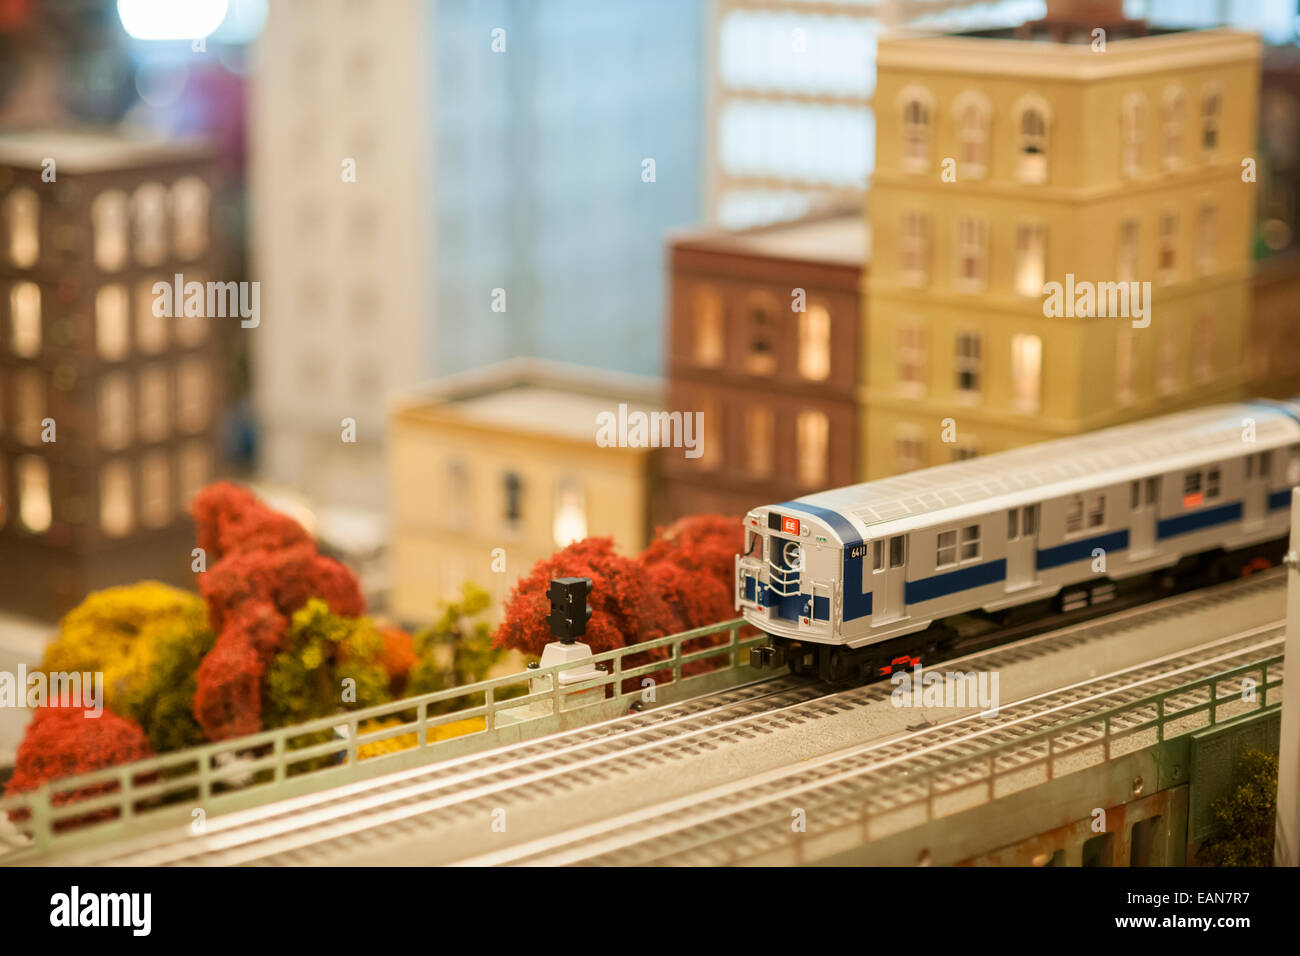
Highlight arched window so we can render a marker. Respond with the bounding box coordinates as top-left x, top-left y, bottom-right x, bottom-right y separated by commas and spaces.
1015, 96, 1050, 184
1161, 86, 1185, 169
171, 176, 210, 260
1120, 93, 1146, 178
899, 86, 934, 173
91, 190, 129, 272
1201, 84, 1222, 157
797, 305, 831, 381
954, 92, 991, 179
3, 187, 39, 268
132, 182, 169, 266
